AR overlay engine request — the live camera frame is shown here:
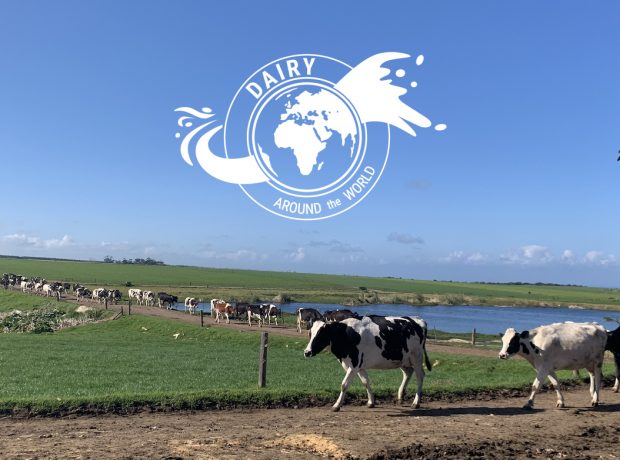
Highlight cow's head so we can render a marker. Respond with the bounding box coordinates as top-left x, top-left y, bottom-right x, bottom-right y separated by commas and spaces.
304, 320, 331, 357
499, 328, 529, 359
